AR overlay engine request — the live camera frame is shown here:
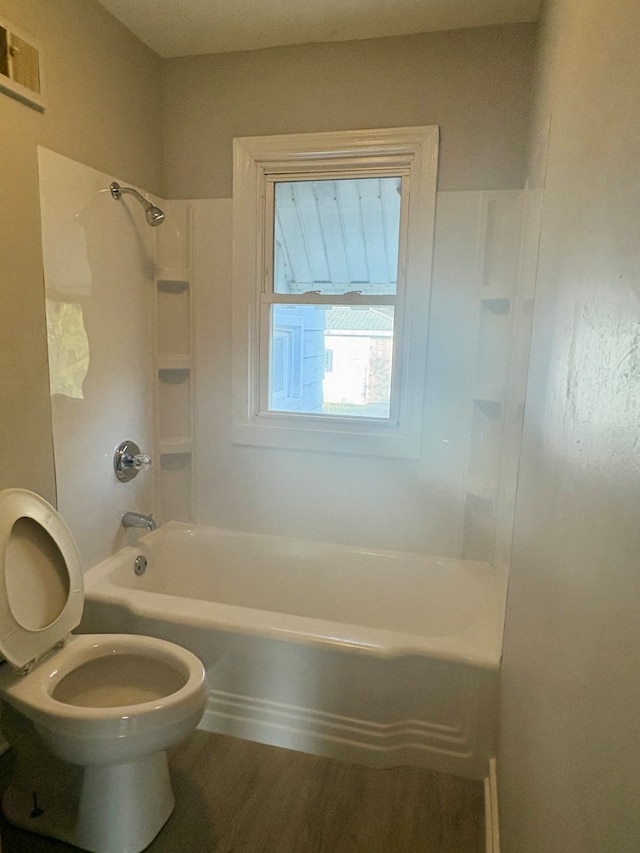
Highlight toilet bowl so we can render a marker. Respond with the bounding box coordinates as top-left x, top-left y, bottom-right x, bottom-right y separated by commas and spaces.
0, 489, 207, 853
